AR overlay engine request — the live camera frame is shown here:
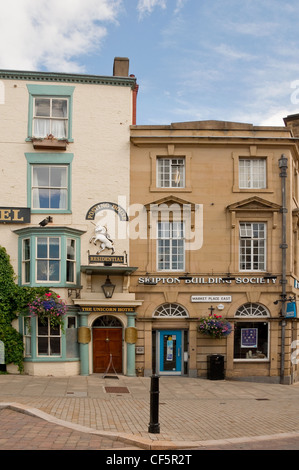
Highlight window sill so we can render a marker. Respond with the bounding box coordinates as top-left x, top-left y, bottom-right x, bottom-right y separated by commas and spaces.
150, 186, 192, 193
31, 138, 68, 150
233, 358, 269, 362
